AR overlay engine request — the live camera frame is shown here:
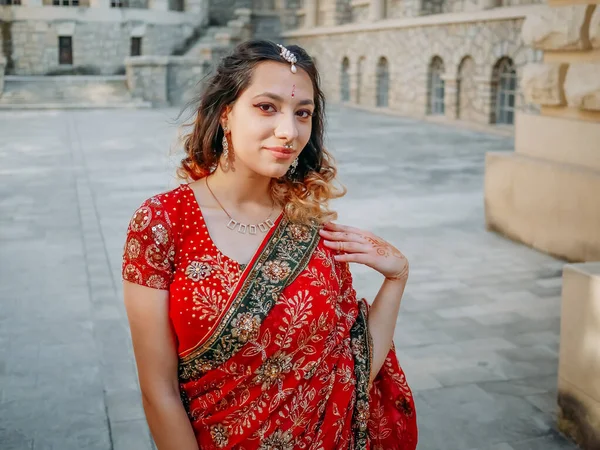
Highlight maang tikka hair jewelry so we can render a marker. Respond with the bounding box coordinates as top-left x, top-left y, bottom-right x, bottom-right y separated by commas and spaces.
277, 44, 298, 74
221, 125, 230, 170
